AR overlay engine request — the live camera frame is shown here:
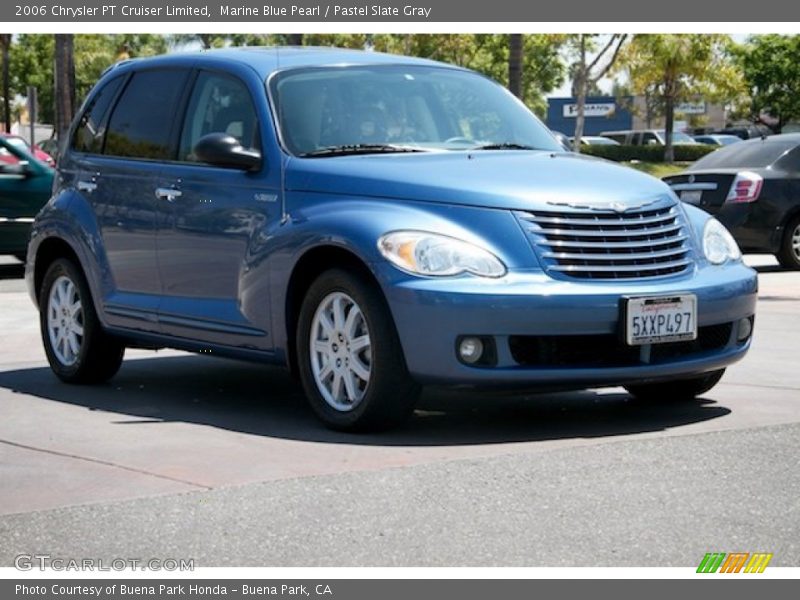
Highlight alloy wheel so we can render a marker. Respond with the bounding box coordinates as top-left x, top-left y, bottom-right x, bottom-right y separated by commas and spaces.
309, 291, 372, 411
